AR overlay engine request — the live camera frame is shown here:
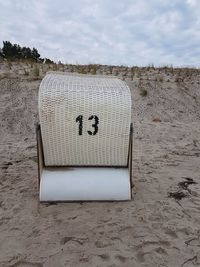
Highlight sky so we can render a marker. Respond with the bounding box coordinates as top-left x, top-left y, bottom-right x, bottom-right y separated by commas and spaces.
0, 0, 200, 66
